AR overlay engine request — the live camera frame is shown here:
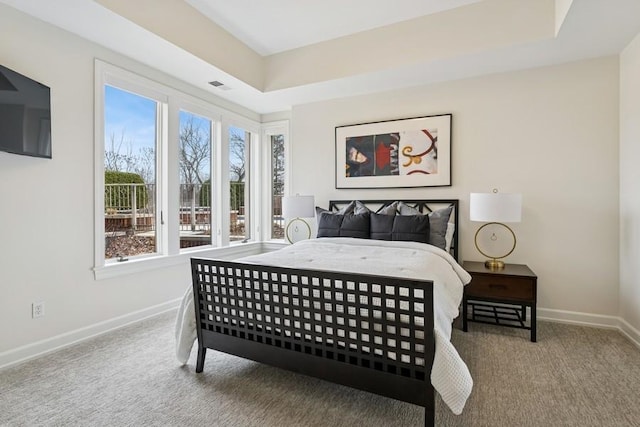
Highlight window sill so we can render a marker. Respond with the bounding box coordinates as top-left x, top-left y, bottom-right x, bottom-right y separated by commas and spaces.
93, 242, 264, 280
